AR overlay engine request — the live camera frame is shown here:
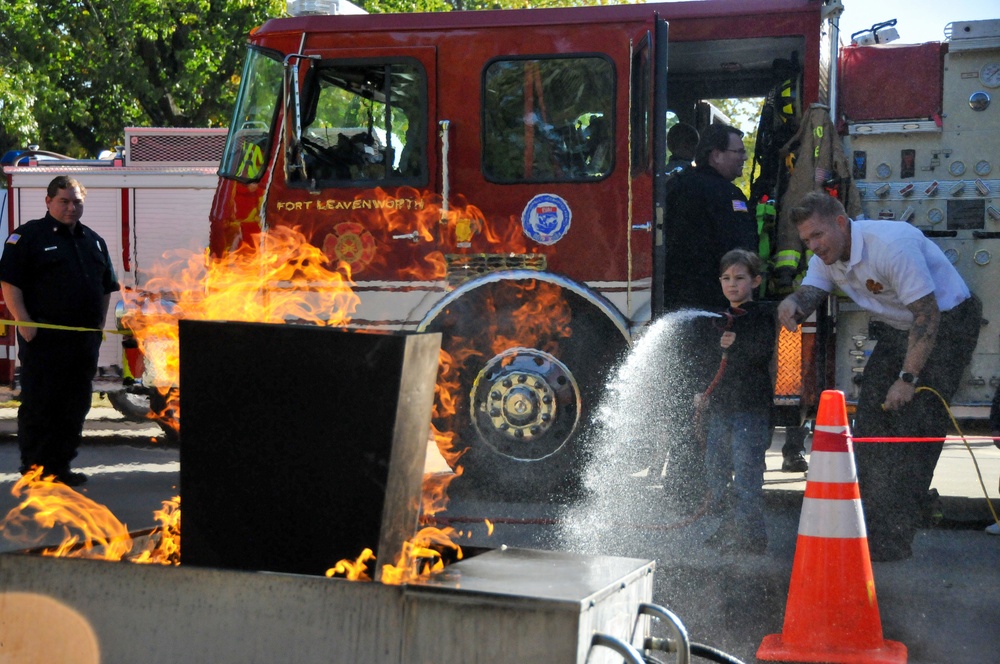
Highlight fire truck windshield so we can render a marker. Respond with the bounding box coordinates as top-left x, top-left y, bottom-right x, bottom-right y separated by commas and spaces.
219, 48, 283, 182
